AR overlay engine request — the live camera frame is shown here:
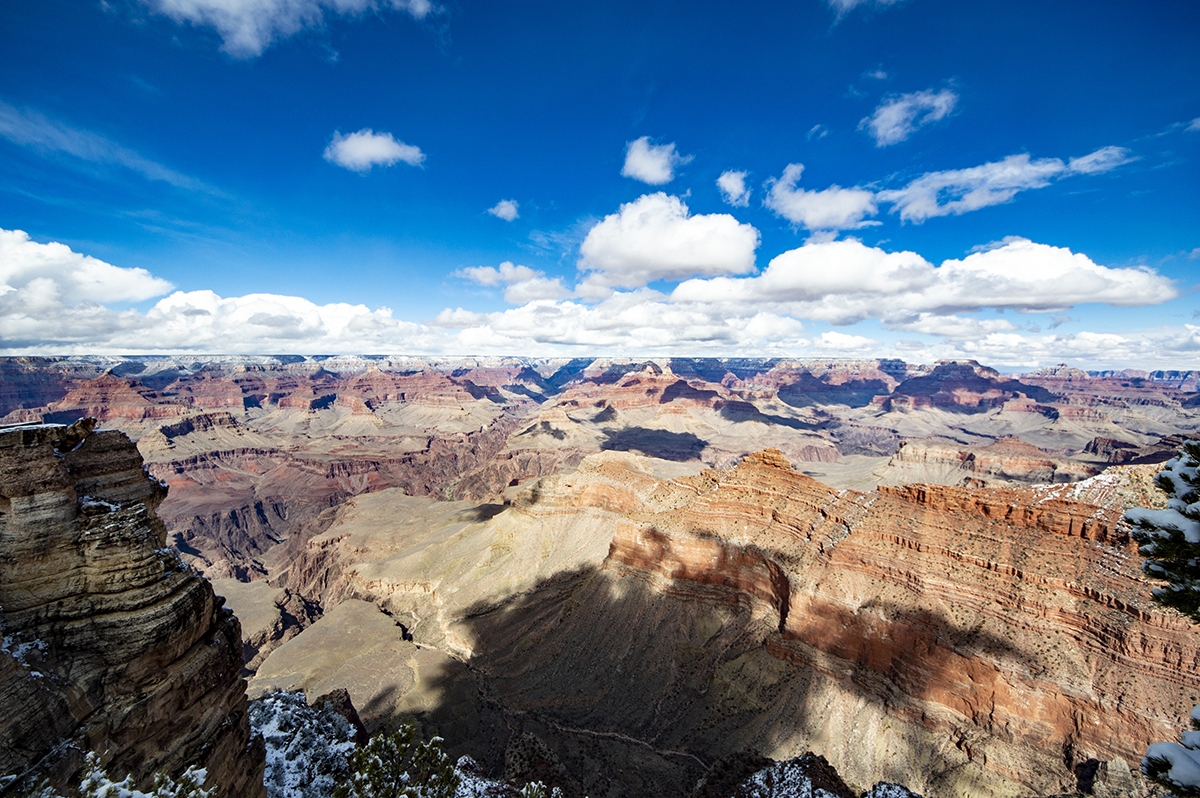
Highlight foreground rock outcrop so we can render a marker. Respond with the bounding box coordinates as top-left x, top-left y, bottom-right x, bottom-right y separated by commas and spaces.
0, 420, 264, 797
